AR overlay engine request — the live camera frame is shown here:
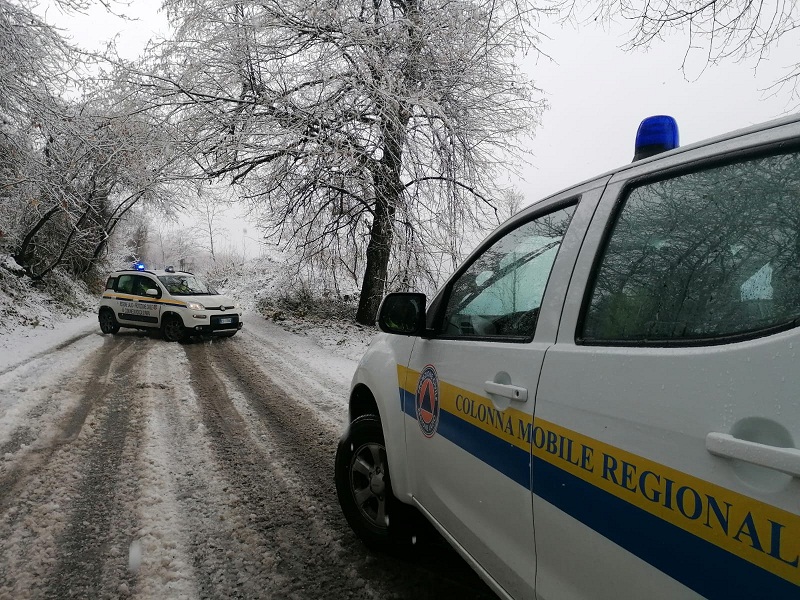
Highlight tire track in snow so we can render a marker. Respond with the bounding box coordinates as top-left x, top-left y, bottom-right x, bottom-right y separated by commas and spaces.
191, 338, 382, 599
191, 338, 494, 600
0, 335, 147, 599
0, 335, 135, 511
234, 326, 352, 428
0, 332, 105, 458
132, 341, 294, 600
0, 329, 96, 378
0, 326, 493, 600
126, 345, 208, 599
181, 340, 312, 599
44, 336, 148, 599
